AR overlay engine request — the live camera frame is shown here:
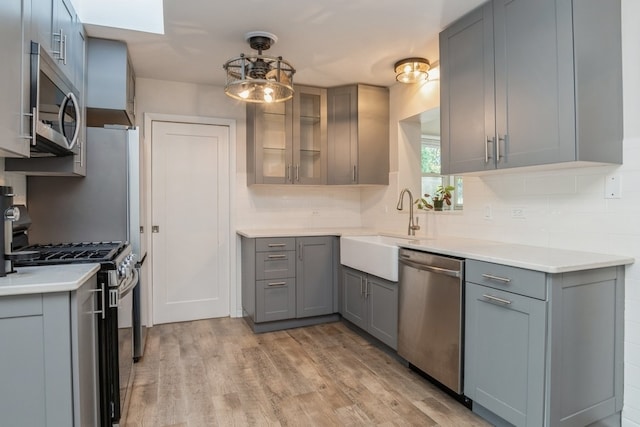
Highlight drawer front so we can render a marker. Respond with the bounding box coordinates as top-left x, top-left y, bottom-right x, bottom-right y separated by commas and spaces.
256, 238, 296, 252
256, 278, 296, 322
0, 294, 44, 319
256, 251, 296, 280
466, 260, 547, 300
